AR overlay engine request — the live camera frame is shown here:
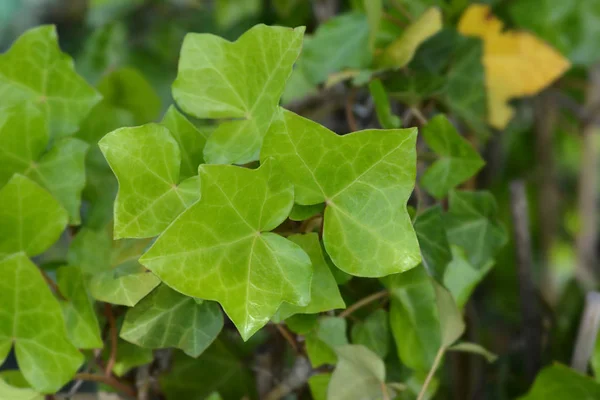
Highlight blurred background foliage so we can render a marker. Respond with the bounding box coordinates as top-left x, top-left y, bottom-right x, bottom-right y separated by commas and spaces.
1, 0, 600, 399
